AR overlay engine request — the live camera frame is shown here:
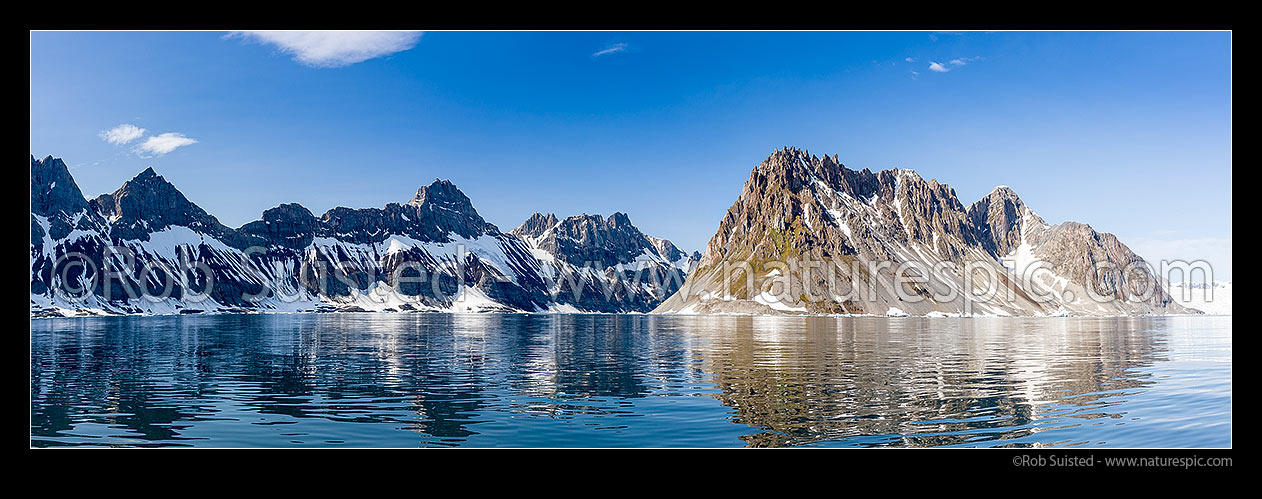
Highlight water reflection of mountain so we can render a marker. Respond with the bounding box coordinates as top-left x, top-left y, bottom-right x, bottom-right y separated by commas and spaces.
31, 314, 1180, 447
685, 316, 1165, 447
31, 313, 700, 446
